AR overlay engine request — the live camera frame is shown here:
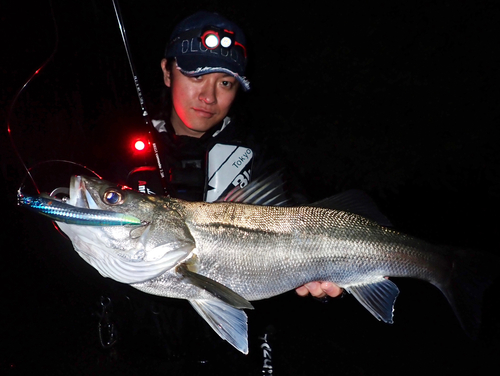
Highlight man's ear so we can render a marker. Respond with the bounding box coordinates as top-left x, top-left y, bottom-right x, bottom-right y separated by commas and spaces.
161, 58, 172, 87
